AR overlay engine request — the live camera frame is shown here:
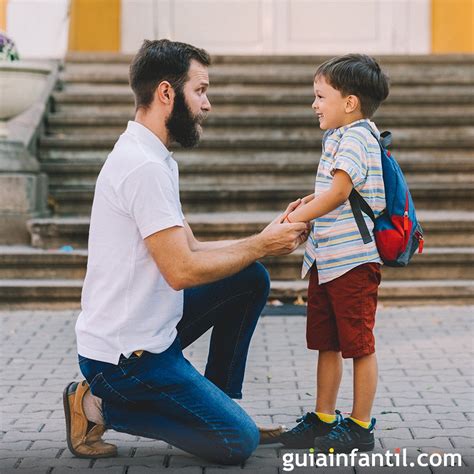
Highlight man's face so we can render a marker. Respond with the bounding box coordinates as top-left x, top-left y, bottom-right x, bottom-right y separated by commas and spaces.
166, 59, 211, 148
